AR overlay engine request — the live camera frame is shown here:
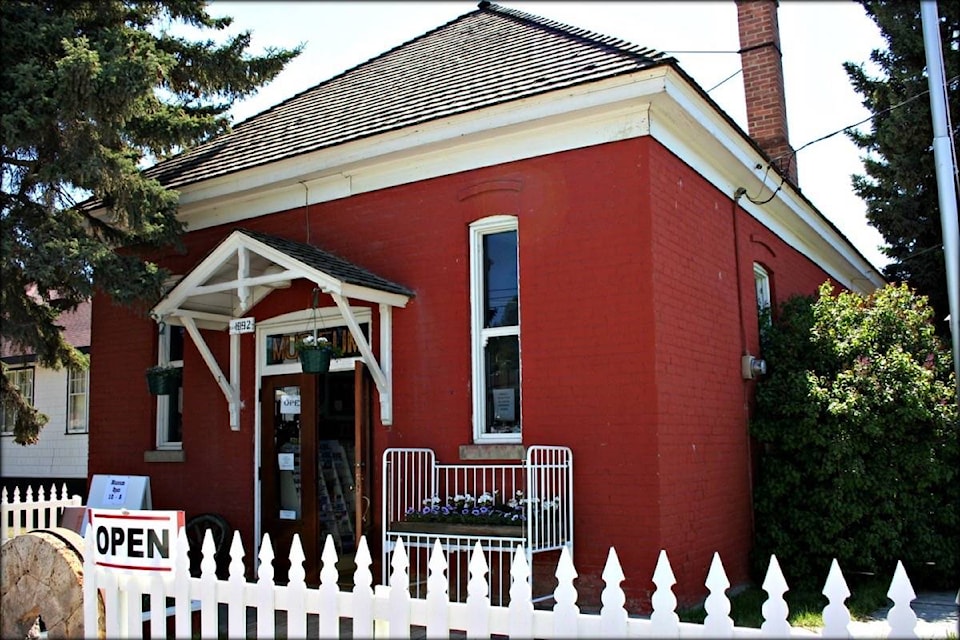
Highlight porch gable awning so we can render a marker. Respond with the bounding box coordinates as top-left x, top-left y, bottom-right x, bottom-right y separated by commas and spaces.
151, 229, 414, 428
